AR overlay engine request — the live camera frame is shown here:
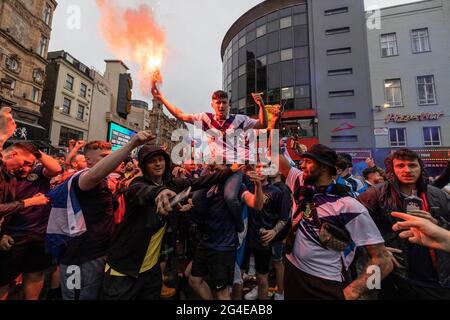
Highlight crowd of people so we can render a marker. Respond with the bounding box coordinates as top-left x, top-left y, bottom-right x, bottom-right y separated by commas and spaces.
0, 88, 449, 301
